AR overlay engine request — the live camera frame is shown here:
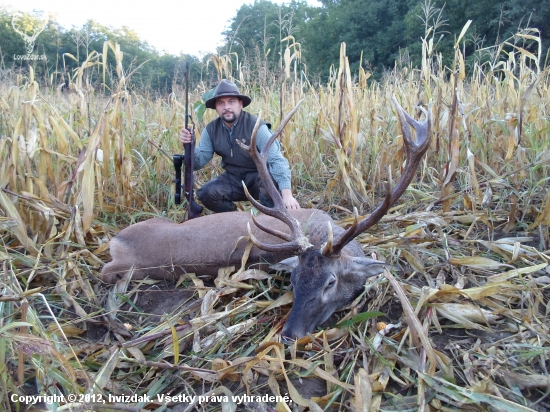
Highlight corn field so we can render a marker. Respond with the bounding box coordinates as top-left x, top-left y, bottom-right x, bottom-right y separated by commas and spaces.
1, 31, 550, 411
